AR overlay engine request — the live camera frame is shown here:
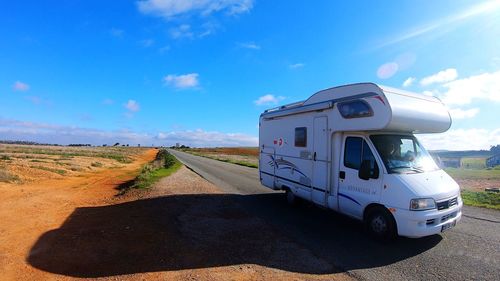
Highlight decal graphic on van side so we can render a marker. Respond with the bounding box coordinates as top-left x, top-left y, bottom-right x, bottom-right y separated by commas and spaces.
268, 155, 309, 179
